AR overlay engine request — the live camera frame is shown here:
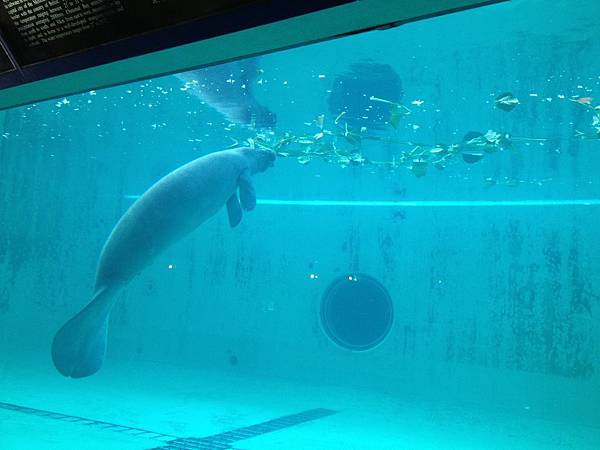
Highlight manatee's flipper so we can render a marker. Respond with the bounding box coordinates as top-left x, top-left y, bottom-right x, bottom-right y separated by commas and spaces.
238, 170, 256, 211
226, 193, 243, 228
51, 287, 117, 378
